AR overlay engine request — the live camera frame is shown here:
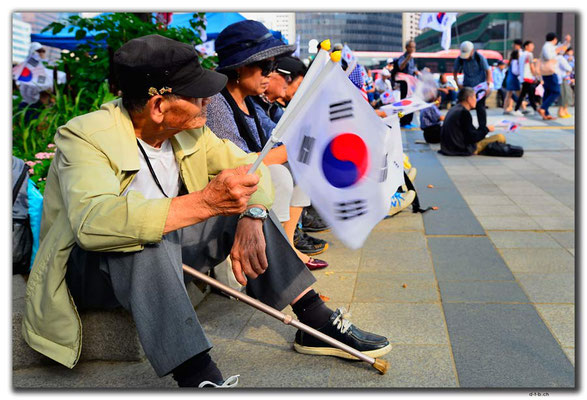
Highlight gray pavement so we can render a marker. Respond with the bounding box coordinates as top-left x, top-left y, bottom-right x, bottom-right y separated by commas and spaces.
13, 106, 575, 389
